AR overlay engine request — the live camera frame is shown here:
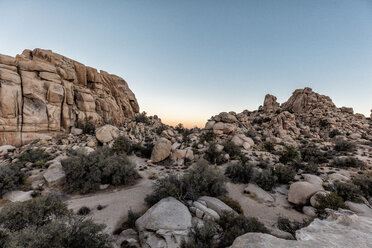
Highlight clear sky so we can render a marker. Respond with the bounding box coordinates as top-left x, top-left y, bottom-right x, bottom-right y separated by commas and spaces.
1, 0, 372, 127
